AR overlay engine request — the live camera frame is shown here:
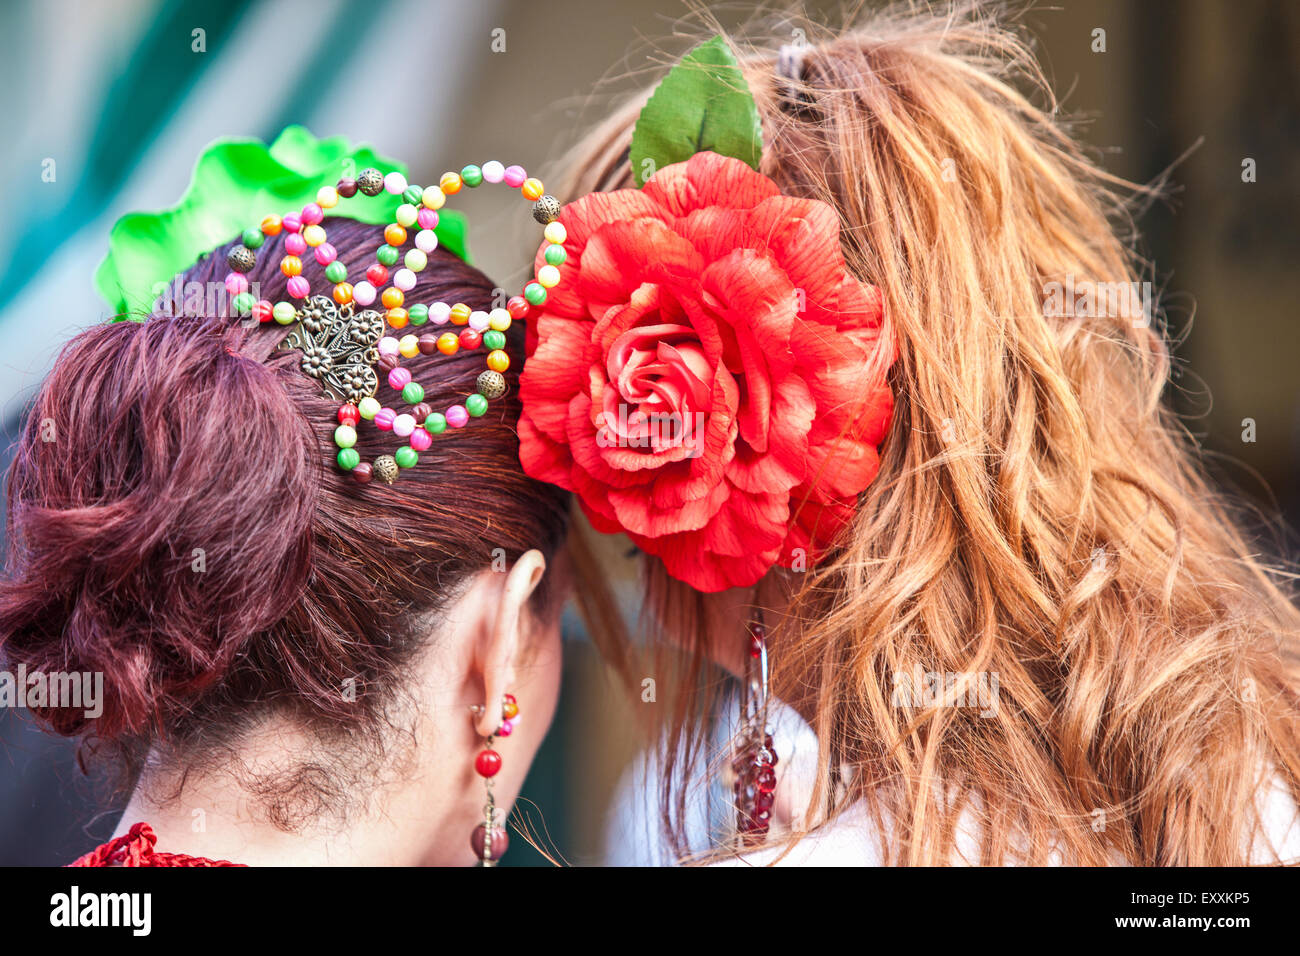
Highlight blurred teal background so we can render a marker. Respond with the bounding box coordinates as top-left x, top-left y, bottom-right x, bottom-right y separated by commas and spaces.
1, 0, 1298, 864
